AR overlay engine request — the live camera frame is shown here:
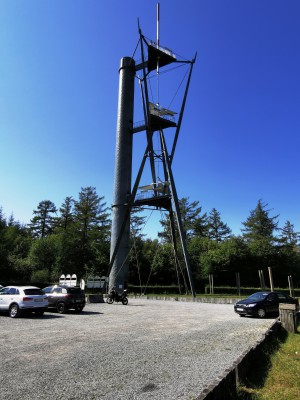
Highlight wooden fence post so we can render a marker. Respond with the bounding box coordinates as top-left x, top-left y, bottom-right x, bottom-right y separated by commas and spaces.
258, 270, 266, 290
268, 267, 274, 292
236, 272, 240, 296
288, 275, 295, 297
209, 274, 214, 295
